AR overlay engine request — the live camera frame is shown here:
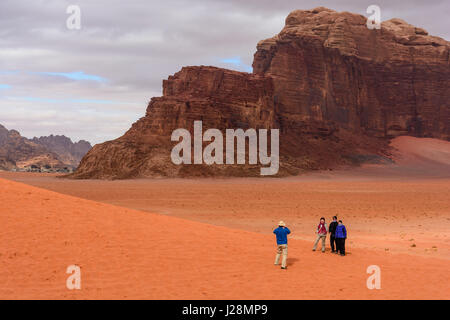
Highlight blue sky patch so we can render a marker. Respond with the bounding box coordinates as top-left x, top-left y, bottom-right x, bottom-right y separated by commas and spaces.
35, 71, 107, 82
220, 57, 252, 73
